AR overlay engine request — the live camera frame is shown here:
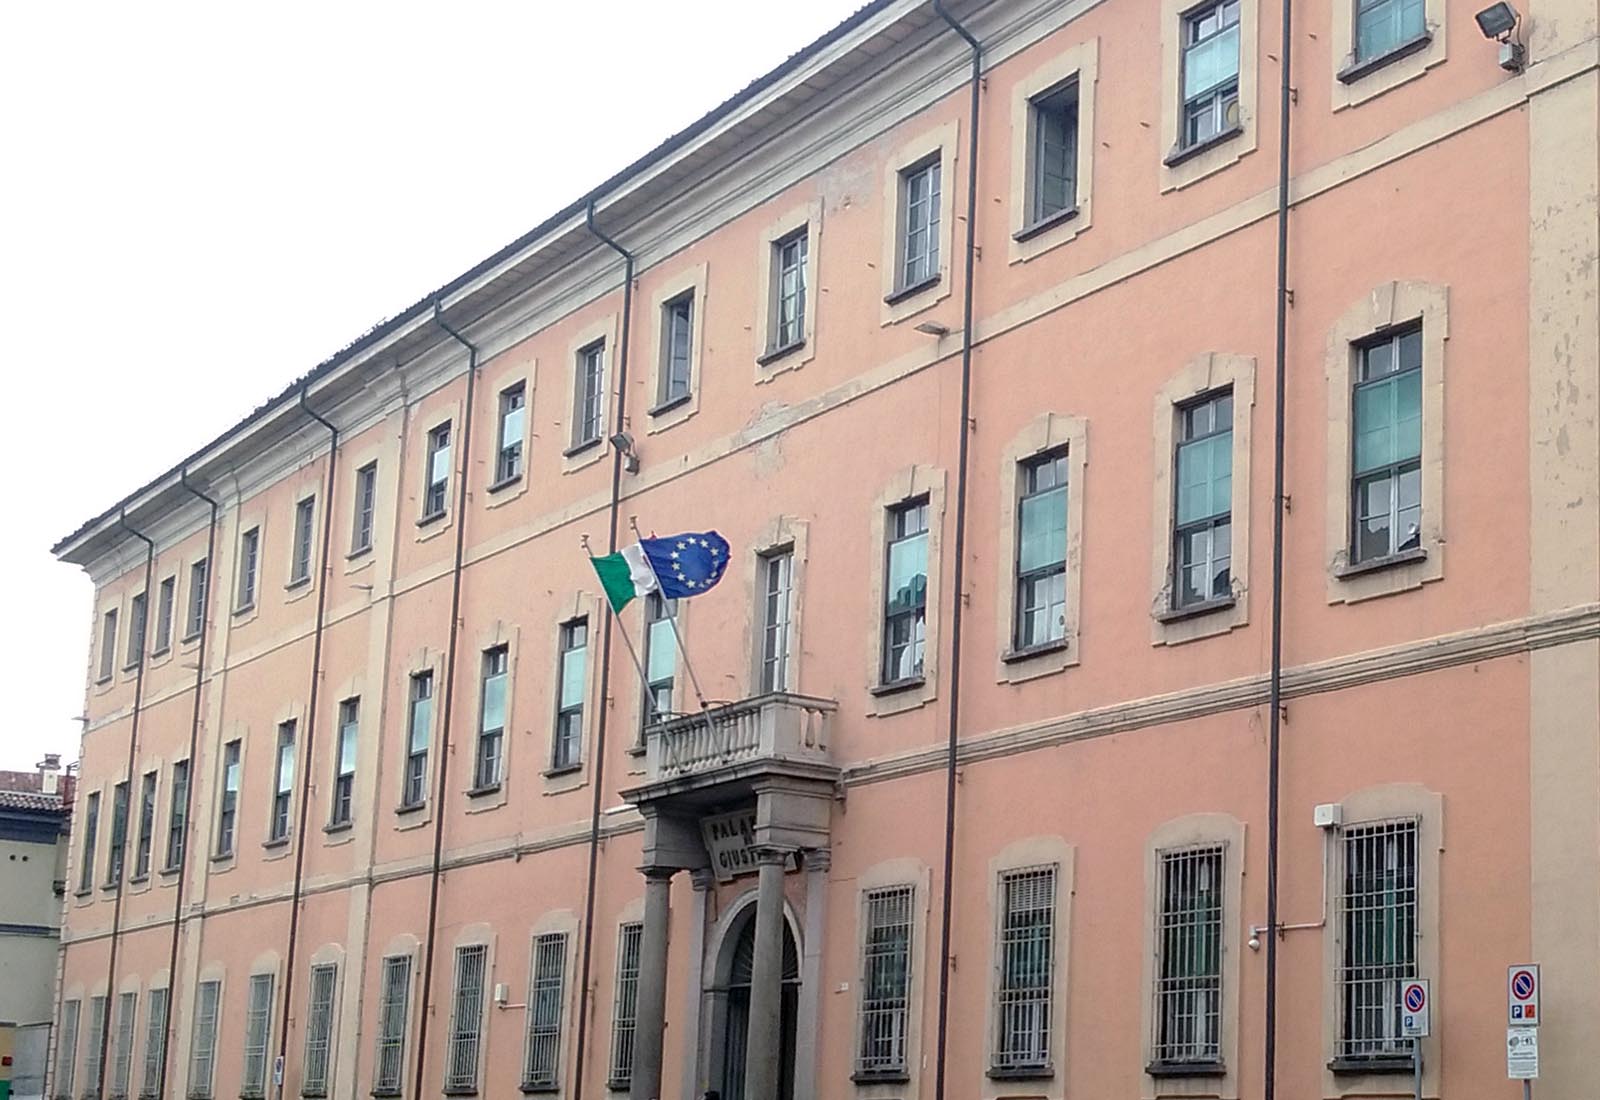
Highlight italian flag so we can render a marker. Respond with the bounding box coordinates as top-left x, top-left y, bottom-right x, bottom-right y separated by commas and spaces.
589, 544, 659, 613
